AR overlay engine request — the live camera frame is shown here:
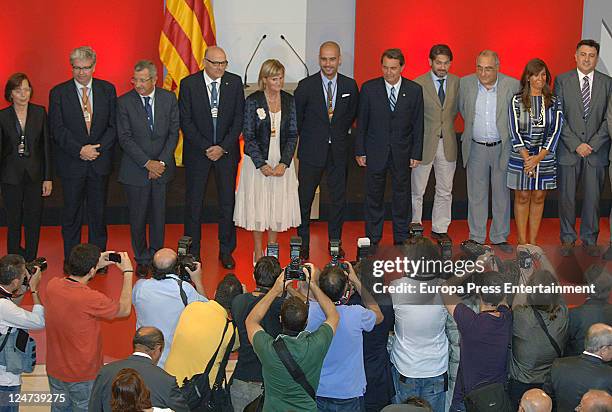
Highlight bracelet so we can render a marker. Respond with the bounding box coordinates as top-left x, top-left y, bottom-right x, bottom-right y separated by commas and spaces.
123, 270, 134, 273
31, 291, 38, 294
